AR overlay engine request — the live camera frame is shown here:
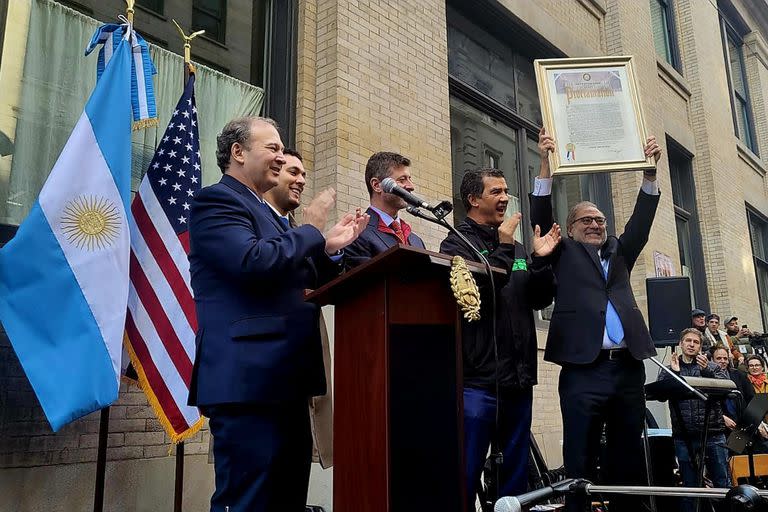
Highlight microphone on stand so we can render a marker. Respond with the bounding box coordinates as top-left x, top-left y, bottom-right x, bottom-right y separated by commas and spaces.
381, 177, 452, 218
494, 479, 584, 512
